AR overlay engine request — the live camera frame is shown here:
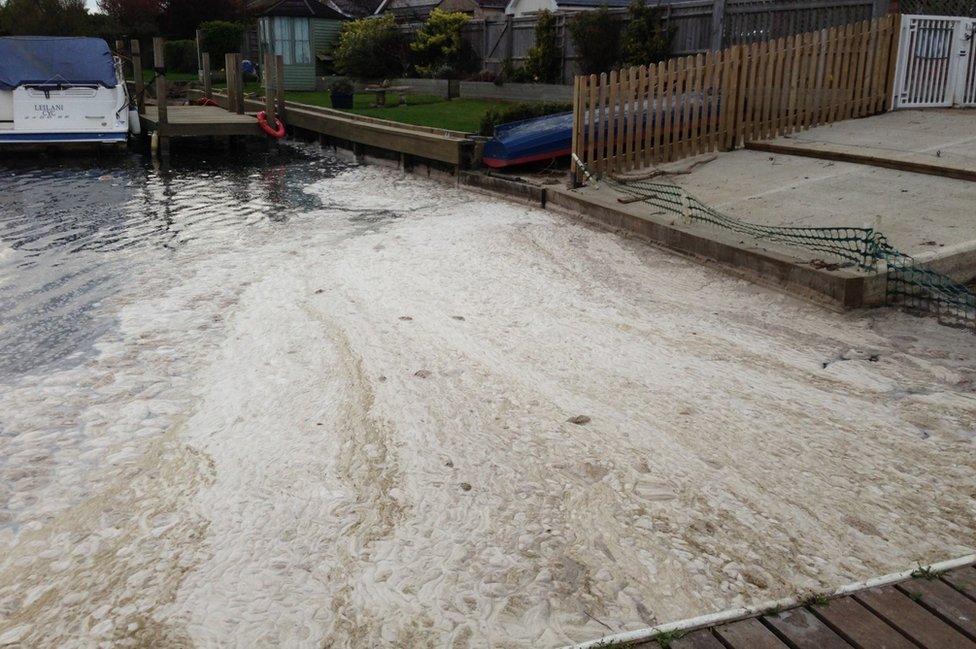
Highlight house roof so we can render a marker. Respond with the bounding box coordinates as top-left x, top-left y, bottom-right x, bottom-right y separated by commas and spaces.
375, 0, 441, 18
253, 0, 381, 19
254, 0, 346, 18
332, 0, 385, 17
555, 0, 632, 6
